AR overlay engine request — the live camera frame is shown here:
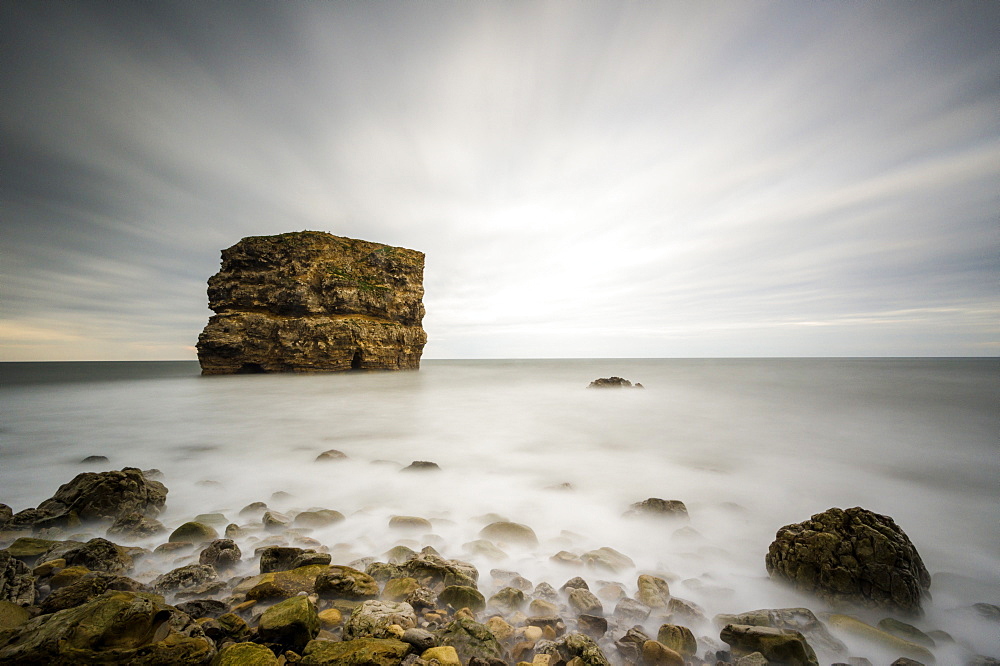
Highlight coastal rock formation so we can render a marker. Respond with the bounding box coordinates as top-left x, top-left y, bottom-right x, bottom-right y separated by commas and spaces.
765, 507, 931, 614
197, 231, 426, 374
588, 377, 643, 388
